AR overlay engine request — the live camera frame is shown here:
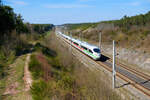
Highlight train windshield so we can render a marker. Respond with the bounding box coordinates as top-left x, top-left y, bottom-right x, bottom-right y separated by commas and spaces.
93, 48, 100, 53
